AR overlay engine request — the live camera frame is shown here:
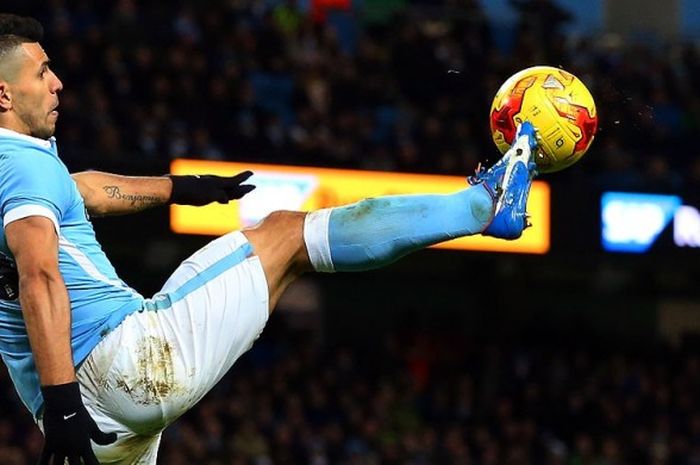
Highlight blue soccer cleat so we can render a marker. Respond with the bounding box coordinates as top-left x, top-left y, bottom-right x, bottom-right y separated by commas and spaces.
473, 121, 539, 240
467, 149, 511, 189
